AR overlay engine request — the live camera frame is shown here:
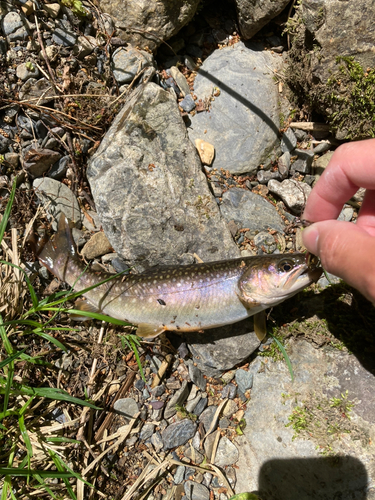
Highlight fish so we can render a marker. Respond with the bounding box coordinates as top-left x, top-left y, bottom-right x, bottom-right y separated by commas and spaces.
38, 214, 322, 341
